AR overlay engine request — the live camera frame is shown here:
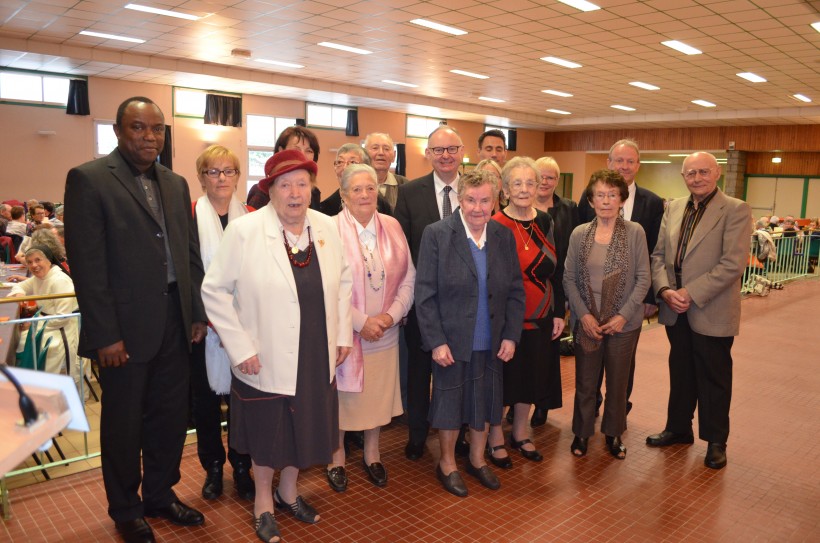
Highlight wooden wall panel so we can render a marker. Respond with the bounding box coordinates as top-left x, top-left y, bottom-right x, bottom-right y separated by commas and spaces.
746, 152, 820, 176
